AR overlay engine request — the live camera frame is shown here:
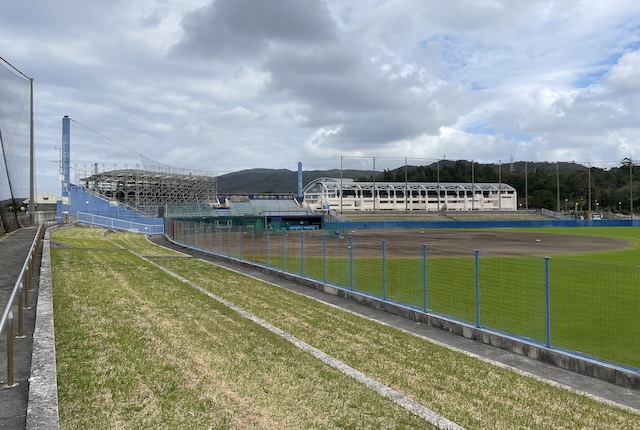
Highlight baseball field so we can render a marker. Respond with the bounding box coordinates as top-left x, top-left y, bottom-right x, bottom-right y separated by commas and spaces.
49, 226, 639, 429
